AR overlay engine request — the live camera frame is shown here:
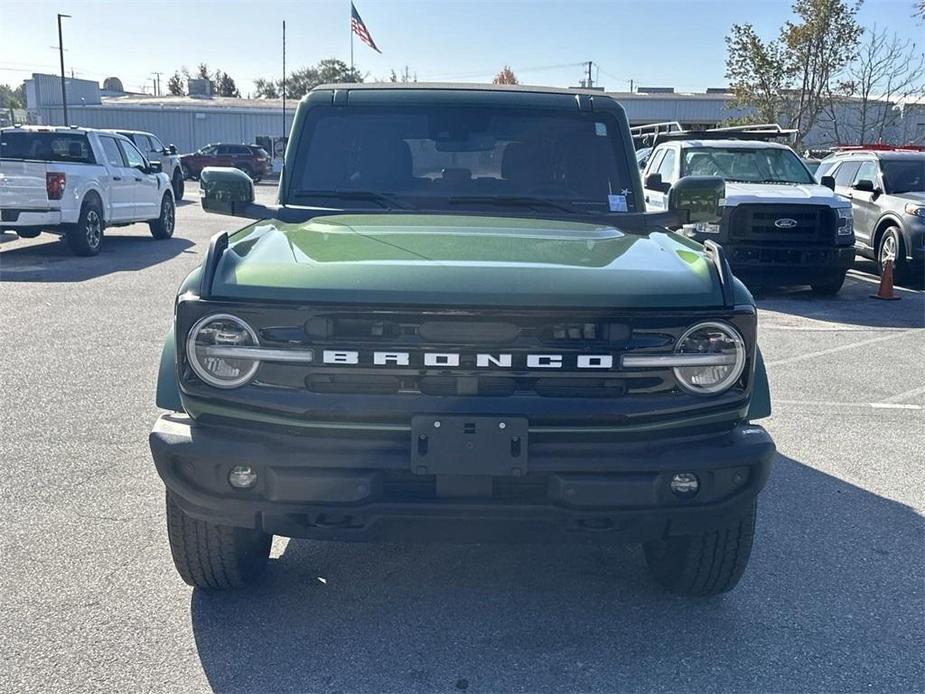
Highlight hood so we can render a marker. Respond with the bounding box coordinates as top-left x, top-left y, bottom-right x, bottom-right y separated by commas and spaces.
895, 191, 925, 204
210, 213, 727, 308
723, 181, 847, 207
